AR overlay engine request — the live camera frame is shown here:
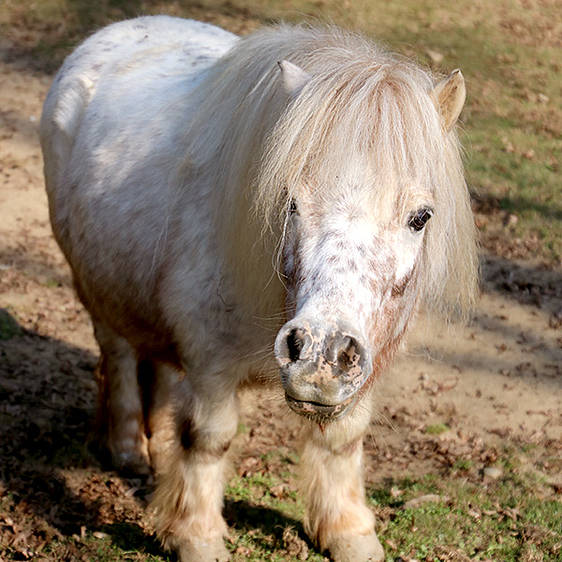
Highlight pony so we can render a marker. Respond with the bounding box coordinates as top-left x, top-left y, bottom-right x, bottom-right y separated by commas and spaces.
40, 15, 478, 561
